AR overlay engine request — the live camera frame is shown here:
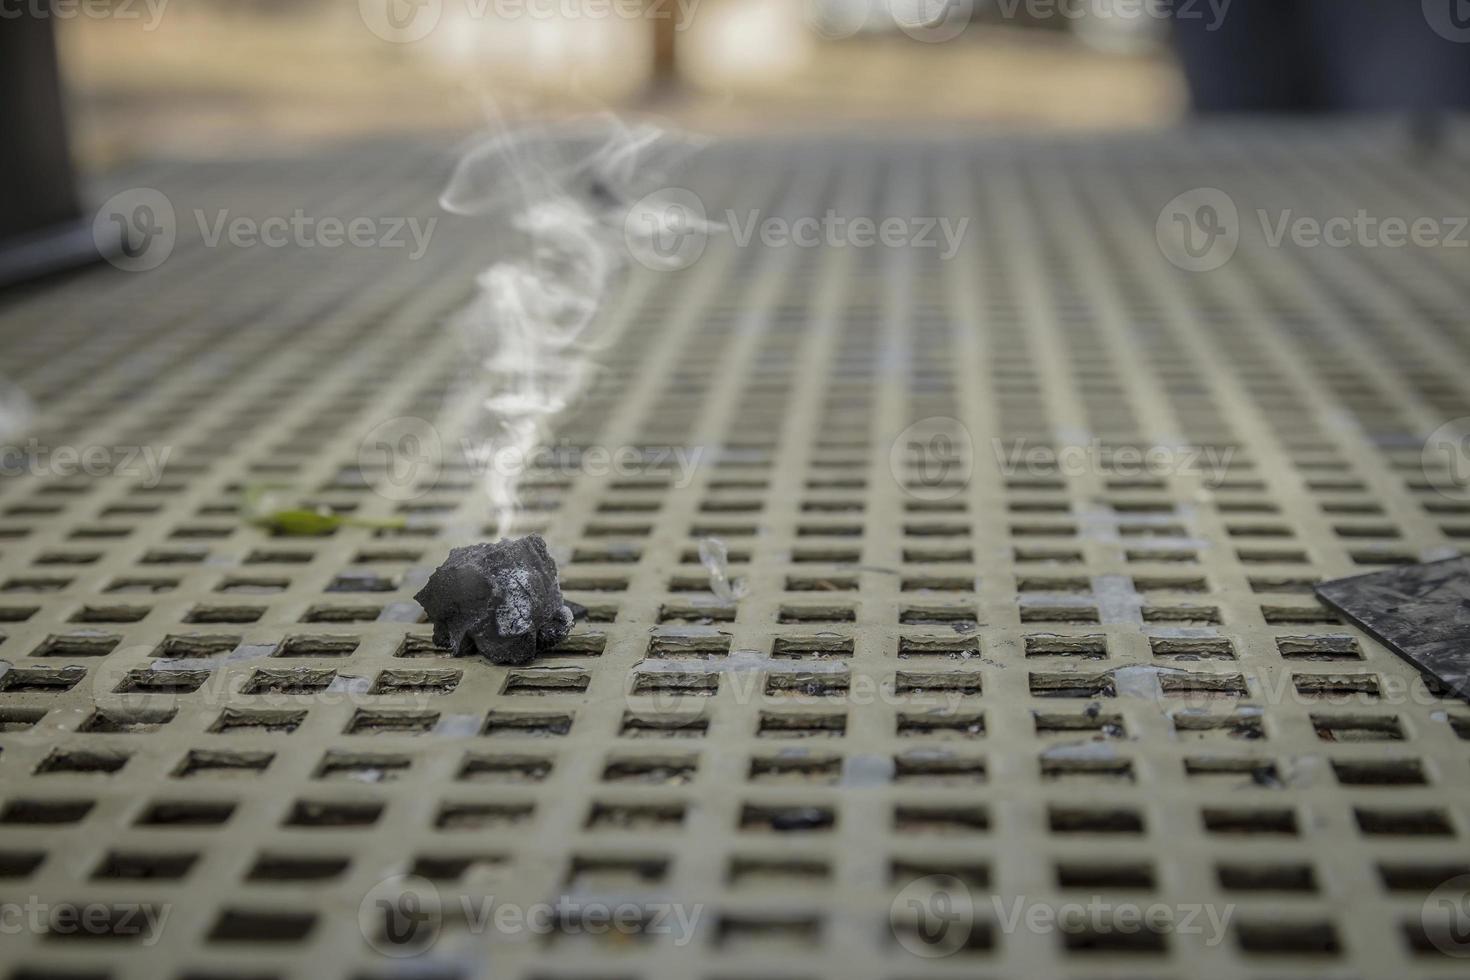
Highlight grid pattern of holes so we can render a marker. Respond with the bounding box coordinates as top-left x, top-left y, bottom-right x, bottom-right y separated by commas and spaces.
0, 130, 1468, 980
